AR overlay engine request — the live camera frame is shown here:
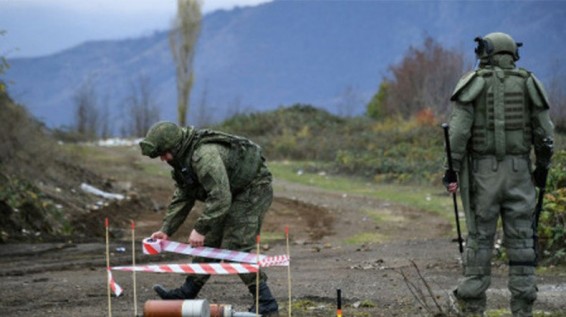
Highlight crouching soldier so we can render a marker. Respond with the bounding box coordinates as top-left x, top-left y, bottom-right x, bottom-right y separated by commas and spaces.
140, 121, 279, 317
